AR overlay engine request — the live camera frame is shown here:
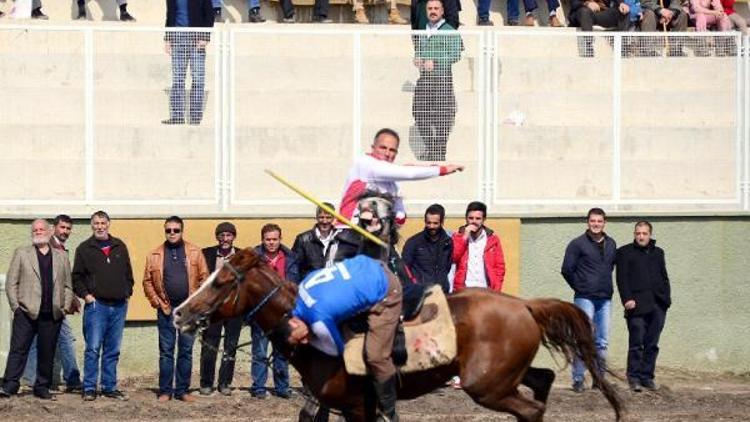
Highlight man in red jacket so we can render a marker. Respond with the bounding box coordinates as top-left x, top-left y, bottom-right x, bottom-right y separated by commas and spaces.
451, 201, 505, 292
